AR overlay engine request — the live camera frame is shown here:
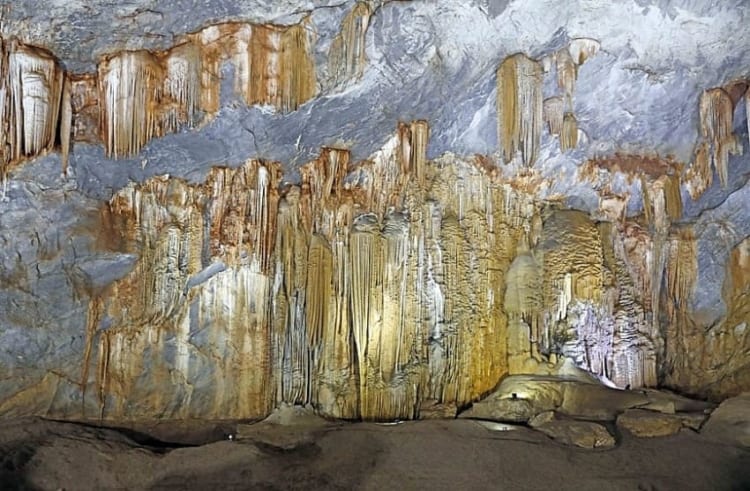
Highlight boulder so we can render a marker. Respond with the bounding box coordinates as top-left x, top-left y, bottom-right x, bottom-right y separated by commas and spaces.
701, 393, 750, 447
459, 397, 538, 423
640, 389, 714, 414
236, 404, 331, 449
459, 374, 649, 423
528, 411, 556, 428
534, 420, 616, 449
616, 409, 683, 438
678, 412, 709, 431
